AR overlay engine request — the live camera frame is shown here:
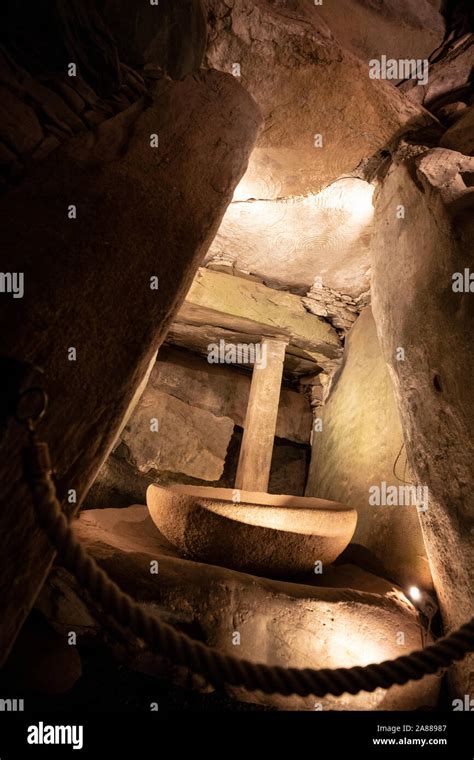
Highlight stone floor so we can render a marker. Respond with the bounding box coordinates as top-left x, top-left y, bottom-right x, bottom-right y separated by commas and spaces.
34, 505, 442, 711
